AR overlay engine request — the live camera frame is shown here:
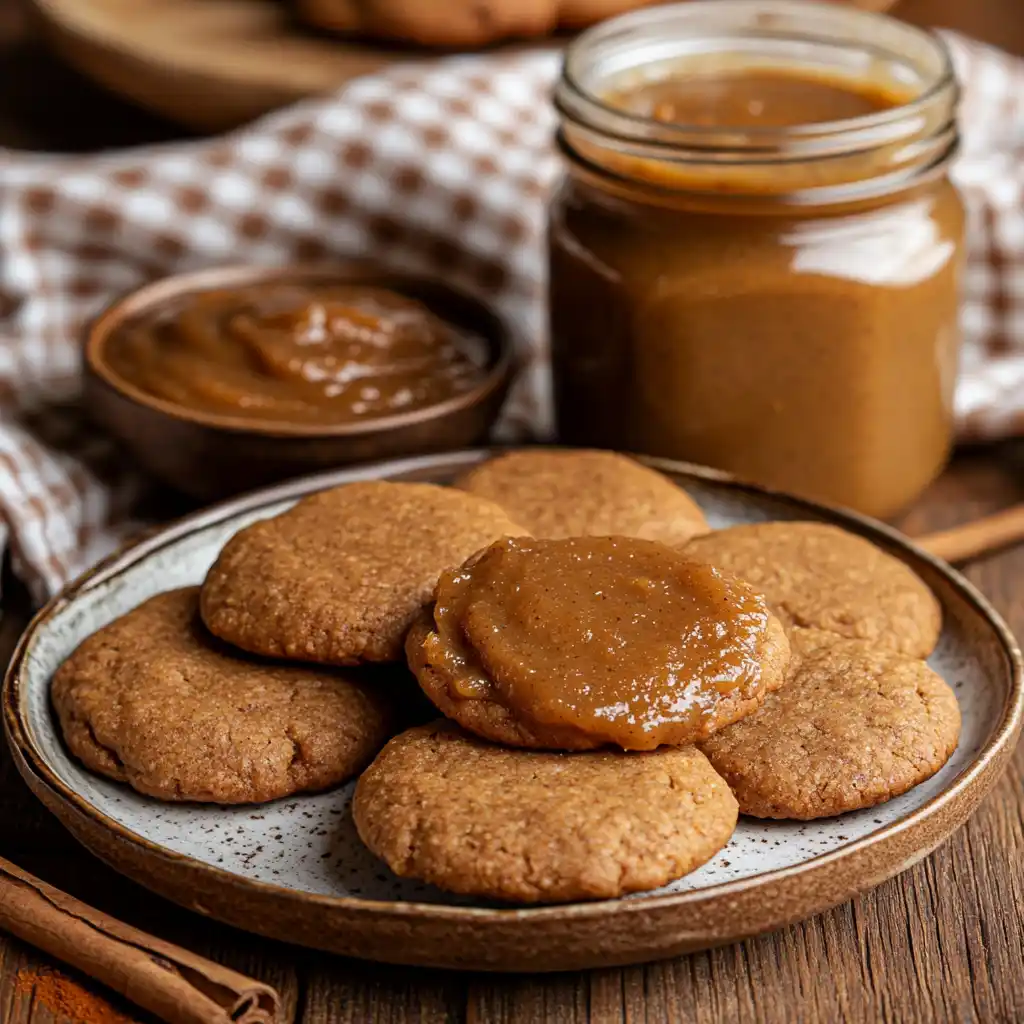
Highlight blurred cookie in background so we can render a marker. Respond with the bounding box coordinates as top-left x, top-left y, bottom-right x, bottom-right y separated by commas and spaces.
294, 0, 899, 48
294, 0, 661, 47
